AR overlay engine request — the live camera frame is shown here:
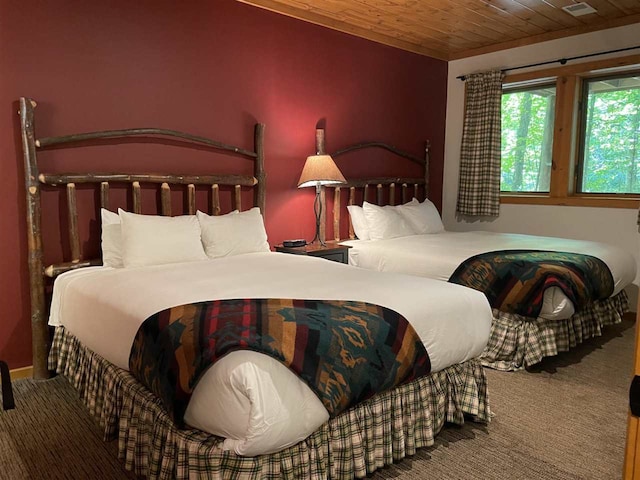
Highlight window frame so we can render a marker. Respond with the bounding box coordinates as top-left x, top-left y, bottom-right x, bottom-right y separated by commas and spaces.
575, 71, 640, 195
499, 53, 640, 209
500, 81, 557, 194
